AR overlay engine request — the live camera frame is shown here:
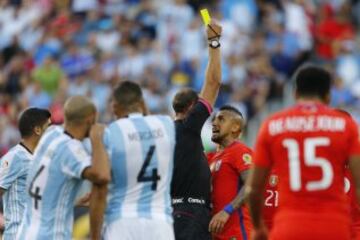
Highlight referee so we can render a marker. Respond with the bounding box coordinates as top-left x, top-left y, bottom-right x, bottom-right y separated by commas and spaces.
171, 21, 222, 240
